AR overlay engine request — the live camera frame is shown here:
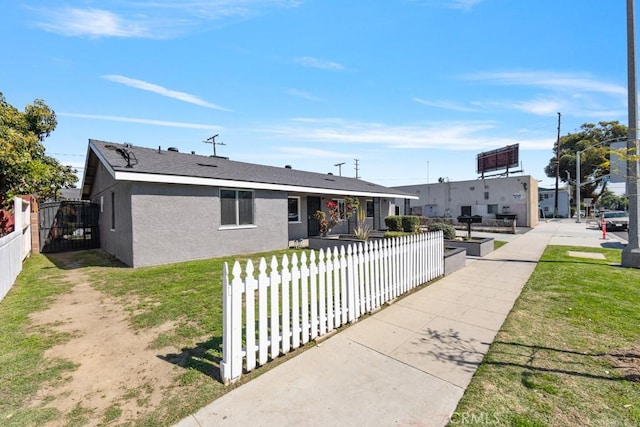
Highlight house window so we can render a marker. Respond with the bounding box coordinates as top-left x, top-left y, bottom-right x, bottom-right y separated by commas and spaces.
366, 200, 374, 217
288, 197, 300, 222
484, 191, 490, 200
221, 189, 254, 226
110, 191, 115, 230
332, 199, 346, 219
487, 204, 498, 214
